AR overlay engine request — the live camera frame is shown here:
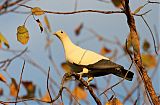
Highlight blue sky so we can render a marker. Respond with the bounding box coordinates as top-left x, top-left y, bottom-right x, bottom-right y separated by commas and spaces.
0, 0, 160, 105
